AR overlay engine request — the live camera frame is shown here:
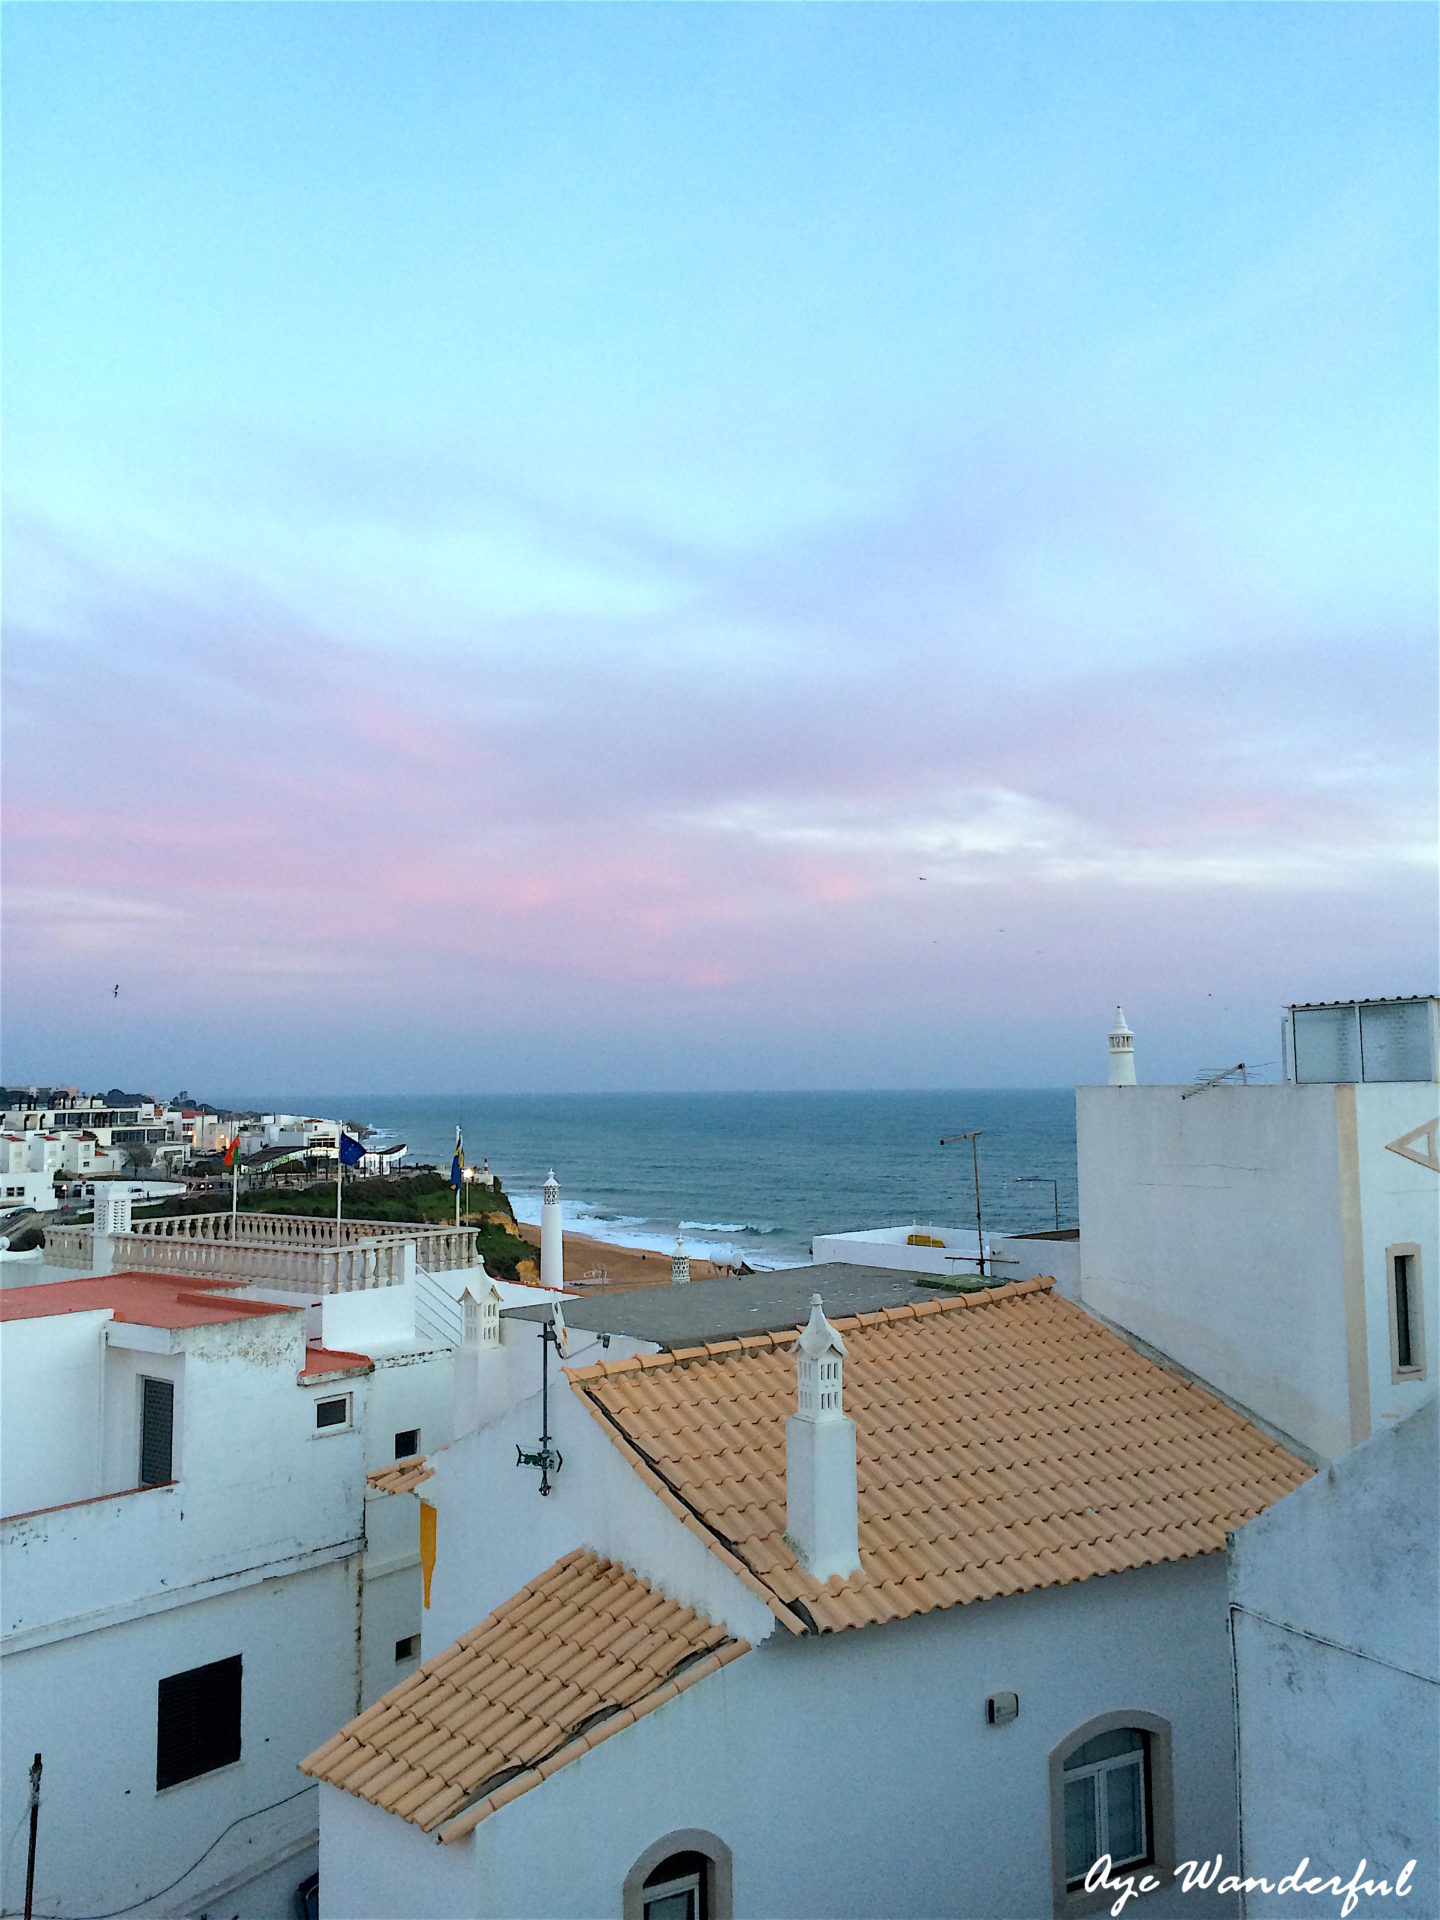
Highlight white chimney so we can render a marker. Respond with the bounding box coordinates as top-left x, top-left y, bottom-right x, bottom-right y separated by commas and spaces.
456, 1278, 505, 1436
1108, 1006, 1137, 1086
461, 1278, 502, 1348
672, 1232, 690, 1286
540, 1170, 563, 1290
91, 1186, 132, 1274
785, 1295, 861, 1582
